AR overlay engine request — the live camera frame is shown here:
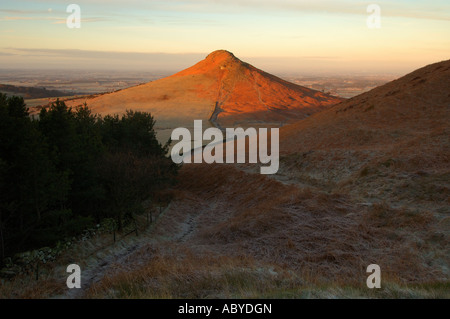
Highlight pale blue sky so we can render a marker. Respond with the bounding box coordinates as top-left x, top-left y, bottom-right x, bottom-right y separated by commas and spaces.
1, 0, 449, 74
